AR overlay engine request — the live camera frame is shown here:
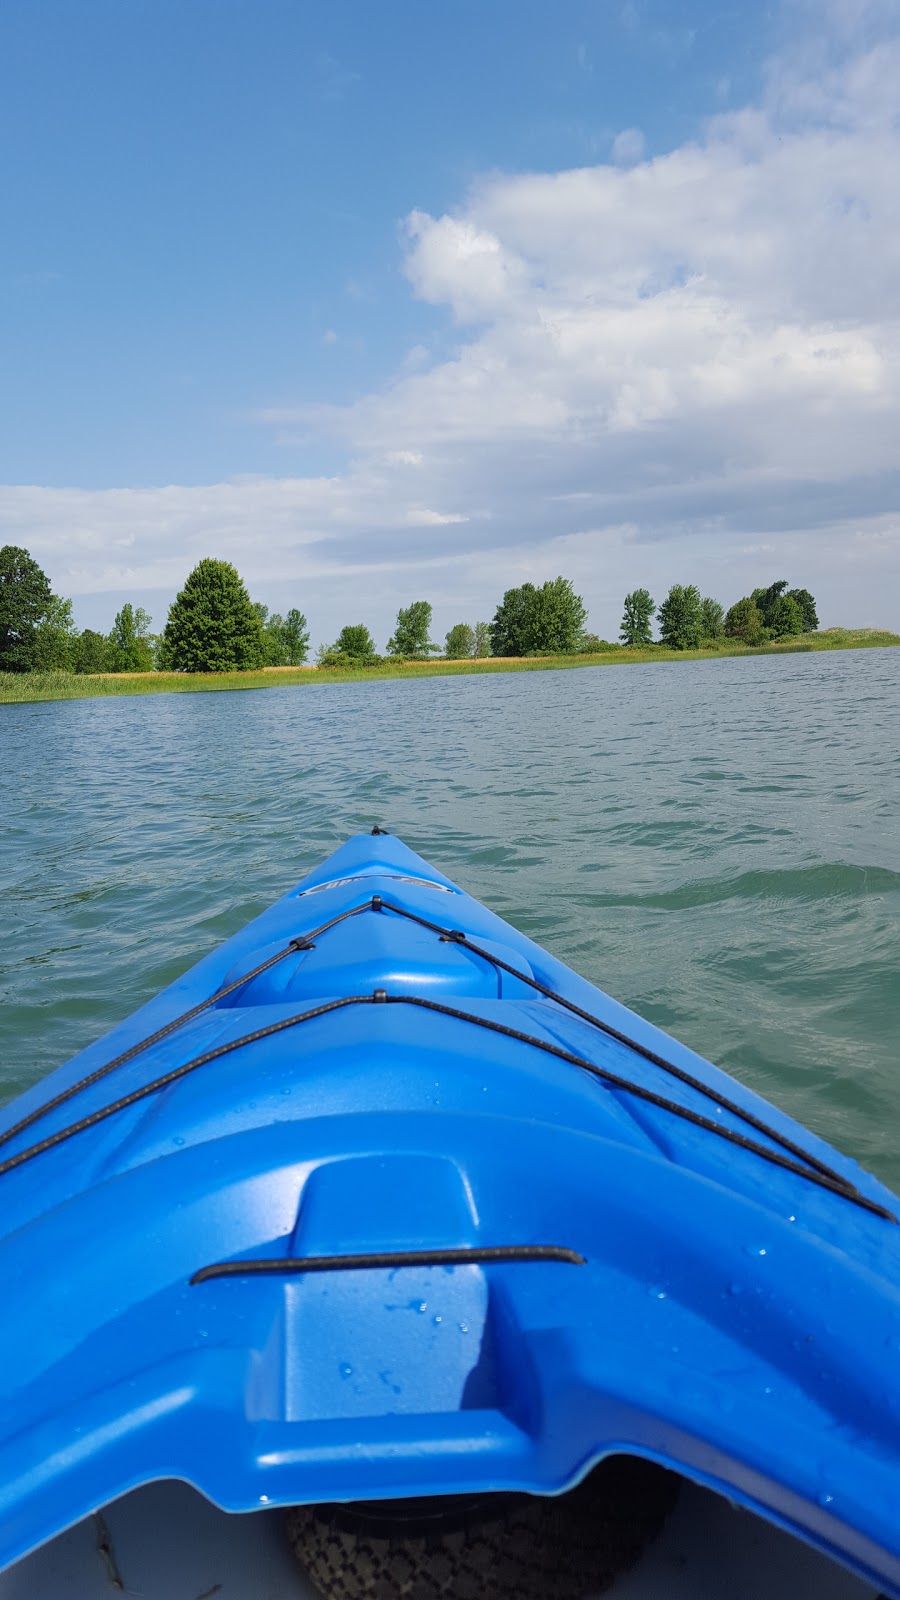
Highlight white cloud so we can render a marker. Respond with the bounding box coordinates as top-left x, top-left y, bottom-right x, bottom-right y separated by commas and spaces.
408, 509, 470, 526
611, 127, 646, 164
4, 5, 900, 640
